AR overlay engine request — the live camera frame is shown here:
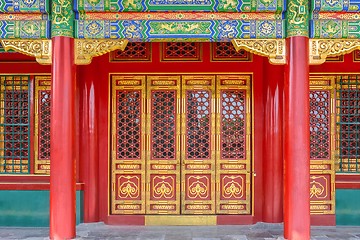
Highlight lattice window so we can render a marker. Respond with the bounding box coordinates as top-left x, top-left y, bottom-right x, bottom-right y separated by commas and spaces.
221, 90, 246, 159
310, 90, 331, 160
161, 43, 201, 61
354, 50, 360, 61
0, 76, 30, 174
186, 90, 211, 159
110, 42, 151, 61
151, 90, 176, 160
38, 90, 51, 160
116, 90, 141, 159
336, 75, 360, 172
211, 42, 251, 61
